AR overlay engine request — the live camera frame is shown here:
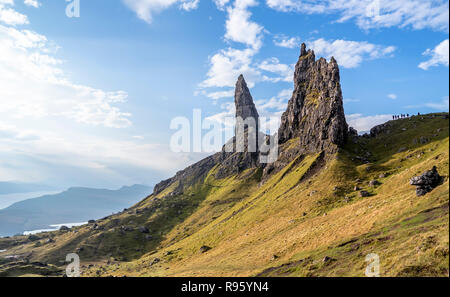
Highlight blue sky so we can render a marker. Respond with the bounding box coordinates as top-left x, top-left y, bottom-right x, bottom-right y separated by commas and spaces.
0, 0, 448, 189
